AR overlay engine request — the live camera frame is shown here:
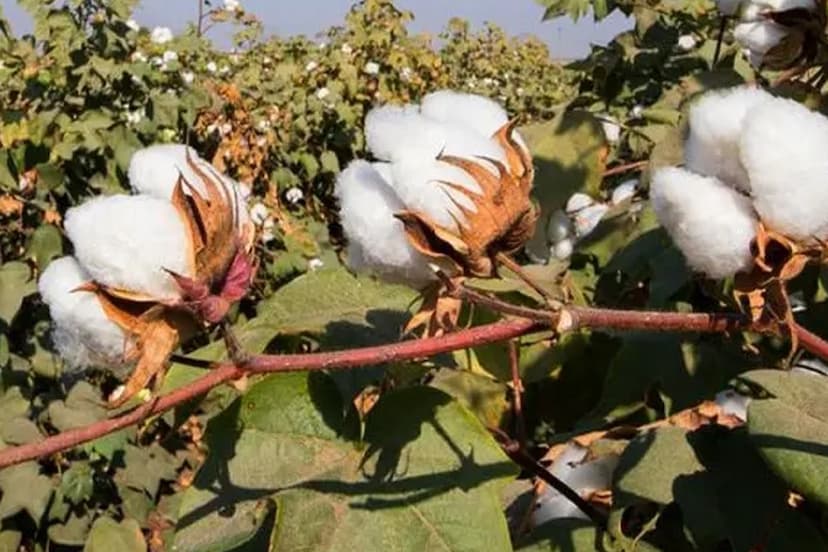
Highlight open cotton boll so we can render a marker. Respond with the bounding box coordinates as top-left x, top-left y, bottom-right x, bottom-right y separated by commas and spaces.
421, 90, 508, 139
759, 0, 818, 11
128, 144, 250, 224
715, 389, 750, 421
546, 209, 572, 243
734, 20, 789, 67
684, 86, 774, 191
335, 160, 435, 286
532, 444, 618, 525
651, 168, 757, 278
38, 256, 127, 368
364, 104, 424, 162
741, 97, 828, 239
65, 195, 193, 301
